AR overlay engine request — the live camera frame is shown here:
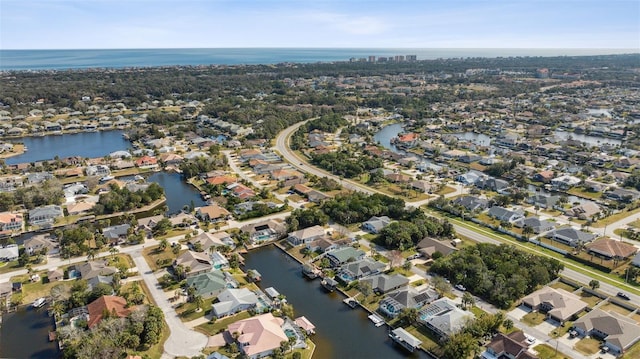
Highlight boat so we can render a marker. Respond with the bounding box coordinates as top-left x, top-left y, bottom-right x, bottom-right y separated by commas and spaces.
134, 175, 144, 181
321, 277, 338, 292
343, 298, 358, 308
302, 264, 319, 279
368, 314, 385, 327
99, 175, 115, 182
32, 297, 46, 308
